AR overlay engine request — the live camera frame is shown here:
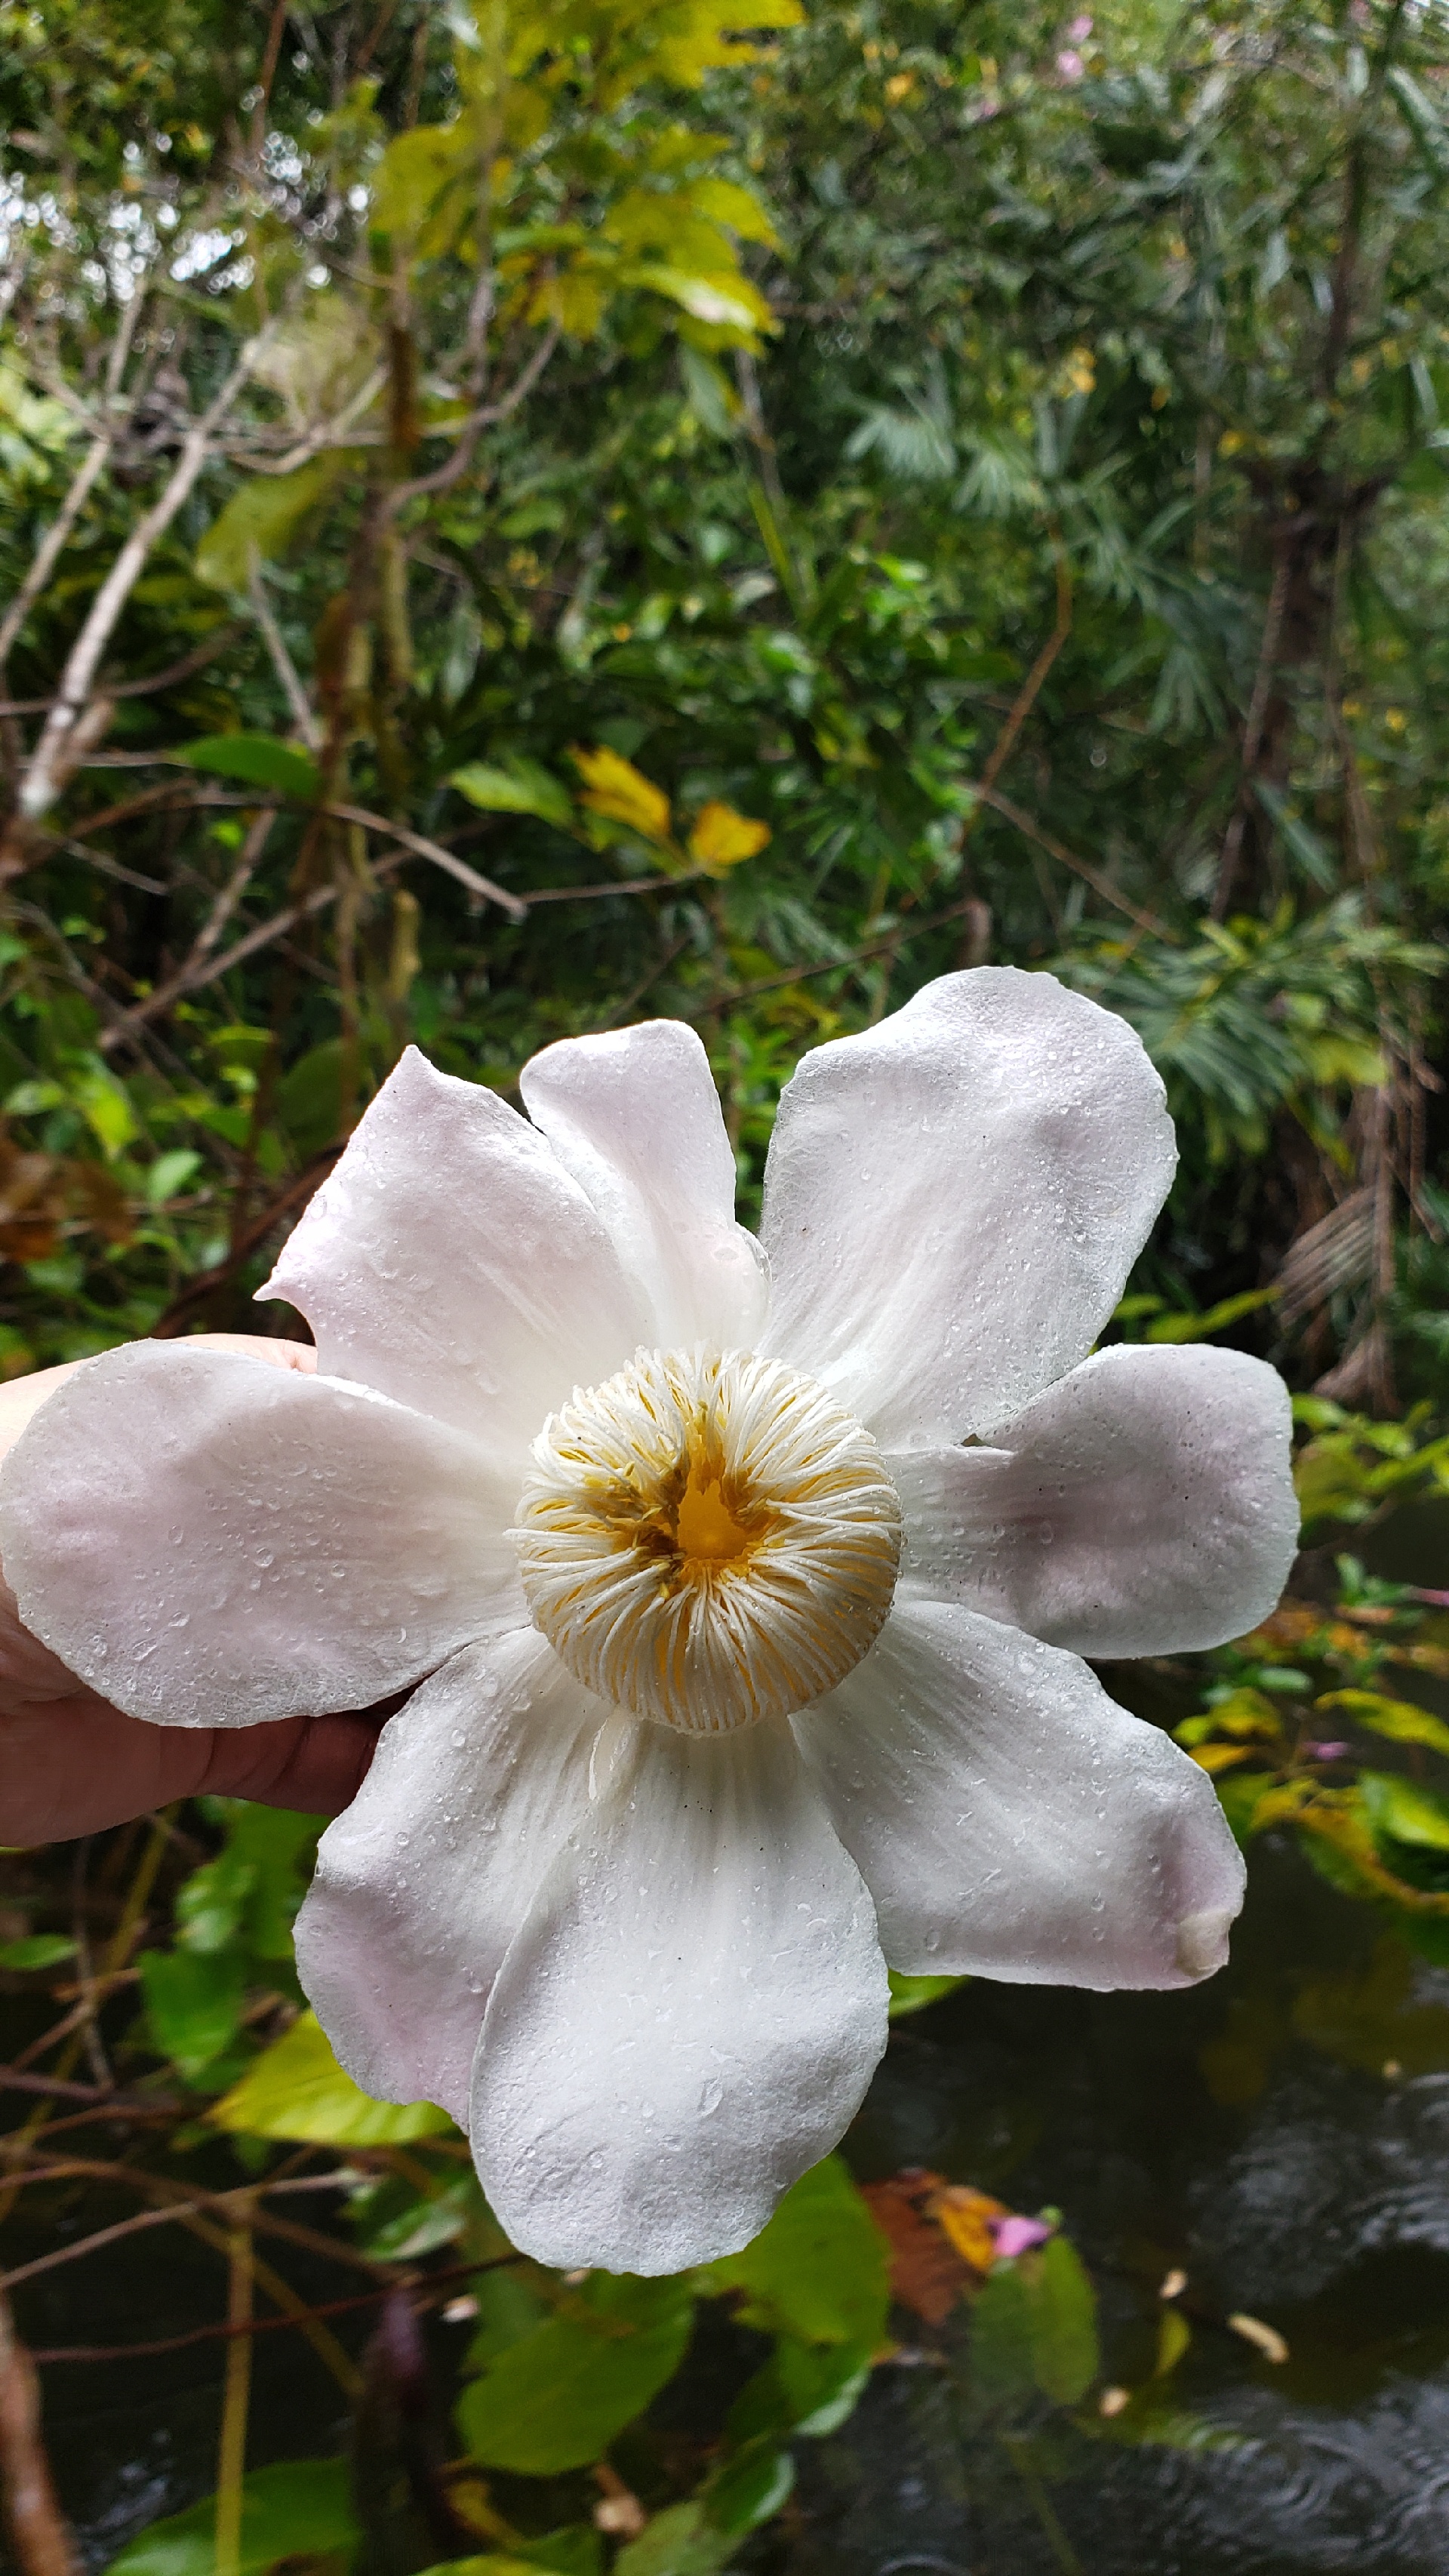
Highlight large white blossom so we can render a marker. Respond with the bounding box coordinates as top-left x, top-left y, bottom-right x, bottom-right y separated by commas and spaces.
0, 968, 1297, 2273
